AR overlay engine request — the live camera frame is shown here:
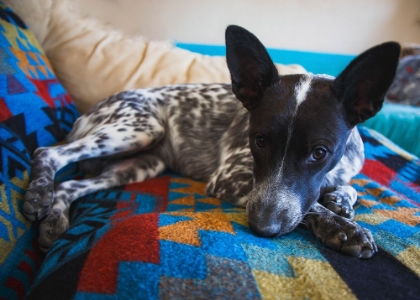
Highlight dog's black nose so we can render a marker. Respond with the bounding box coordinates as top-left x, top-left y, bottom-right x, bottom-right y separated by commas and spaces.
248, 221, 280, 238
